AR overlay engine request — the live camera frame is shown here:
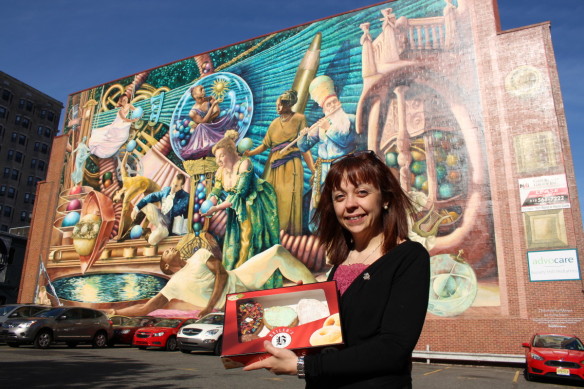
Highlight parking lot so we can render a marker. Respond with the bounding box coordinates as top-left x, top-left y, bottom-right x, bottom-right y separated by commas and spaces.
0, 345, 583, 388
